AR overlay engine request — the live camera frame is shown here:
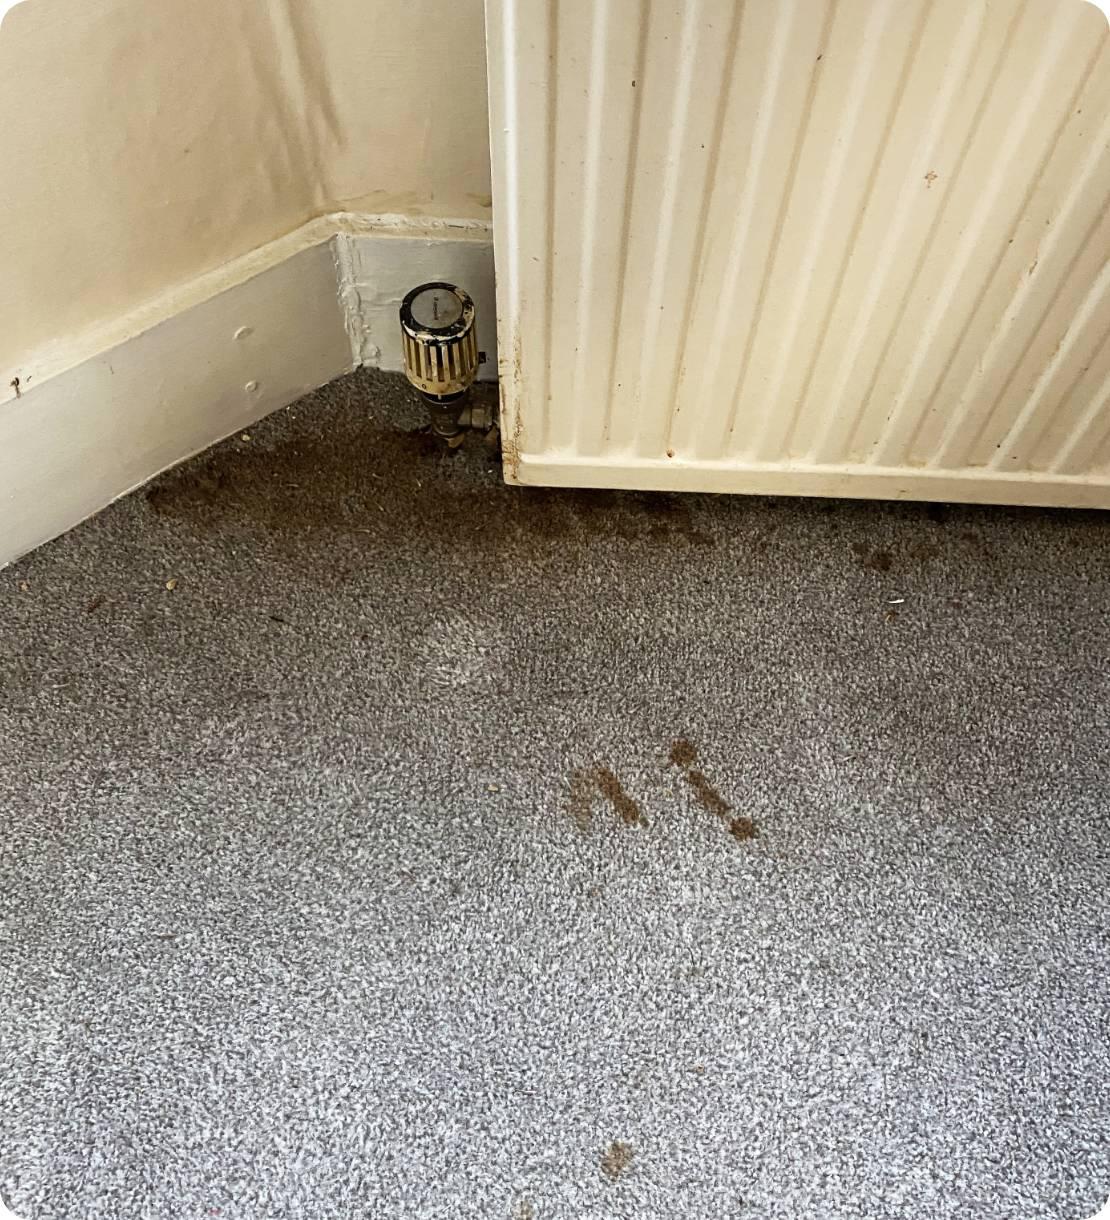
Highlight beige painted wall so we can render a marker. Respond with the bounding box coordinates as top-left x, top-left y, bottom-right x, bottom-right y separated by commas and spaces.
0, 0, 492, 378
